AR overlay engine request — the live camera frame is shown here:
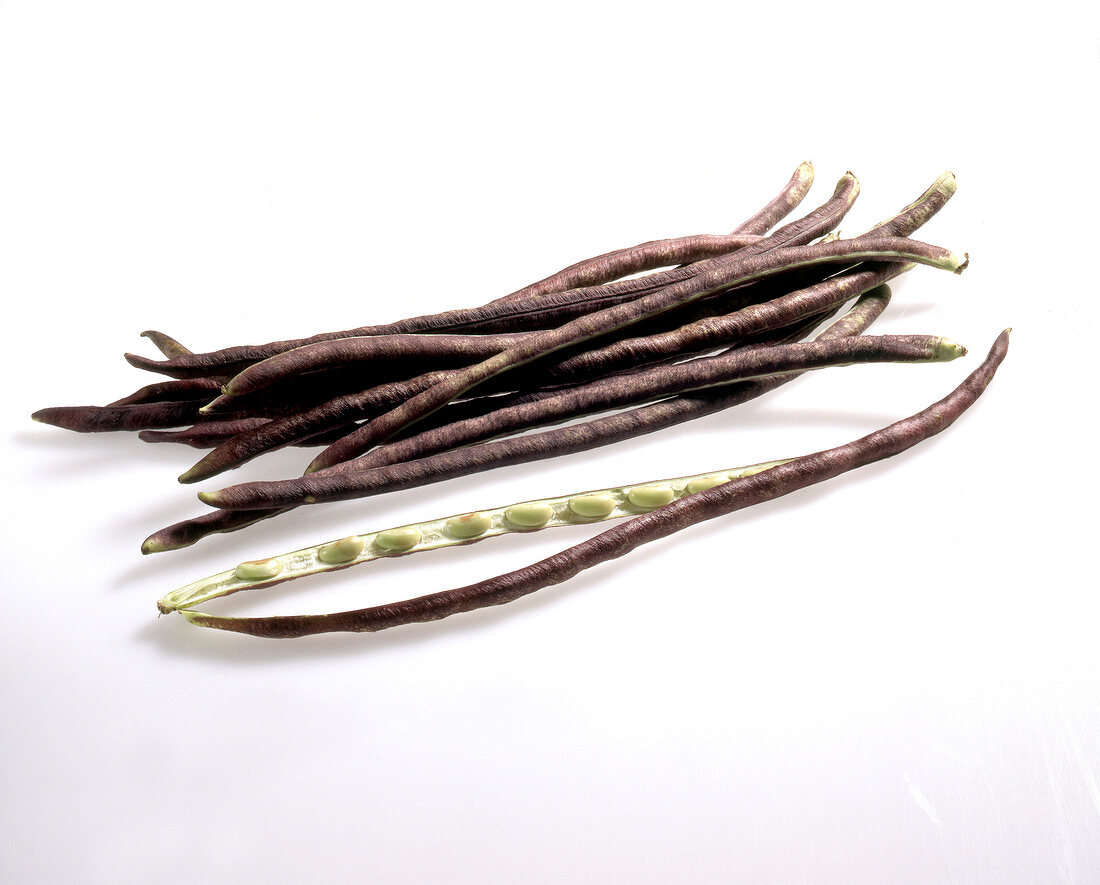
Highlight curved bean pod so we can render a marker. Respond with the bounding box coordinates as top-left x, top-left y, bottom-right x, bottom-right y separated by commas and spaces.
732, 161, 817, 235
490, 232, 763, 304
32, 401, 220, 433
158, 457, 791, 613
139, 418, 270, 447
139, 419, 359, 449
488, 160, 814, 303
217, 331, 533, 402
180, 330, 1010, 638
106, 377, 223, 408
